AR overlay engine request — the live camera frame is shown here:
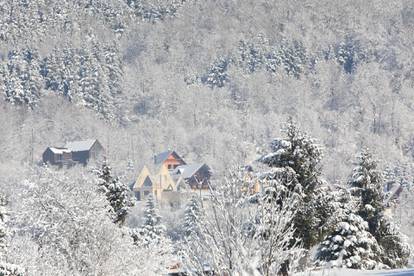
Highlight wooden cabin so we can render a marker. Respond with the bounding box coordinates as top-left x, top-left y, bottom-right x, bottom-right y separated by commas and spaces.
42, 147, 72, 165
65, 139, 104, 165
42, 139, 104, 166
